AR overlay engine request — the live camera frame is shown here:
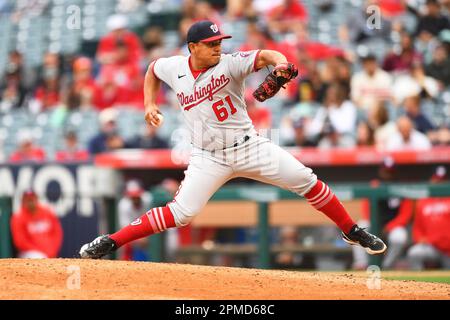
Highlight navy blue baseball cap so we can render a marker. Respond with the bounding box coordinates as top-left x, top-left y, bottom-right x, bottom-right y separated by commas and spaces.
186, 20, 232, 43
